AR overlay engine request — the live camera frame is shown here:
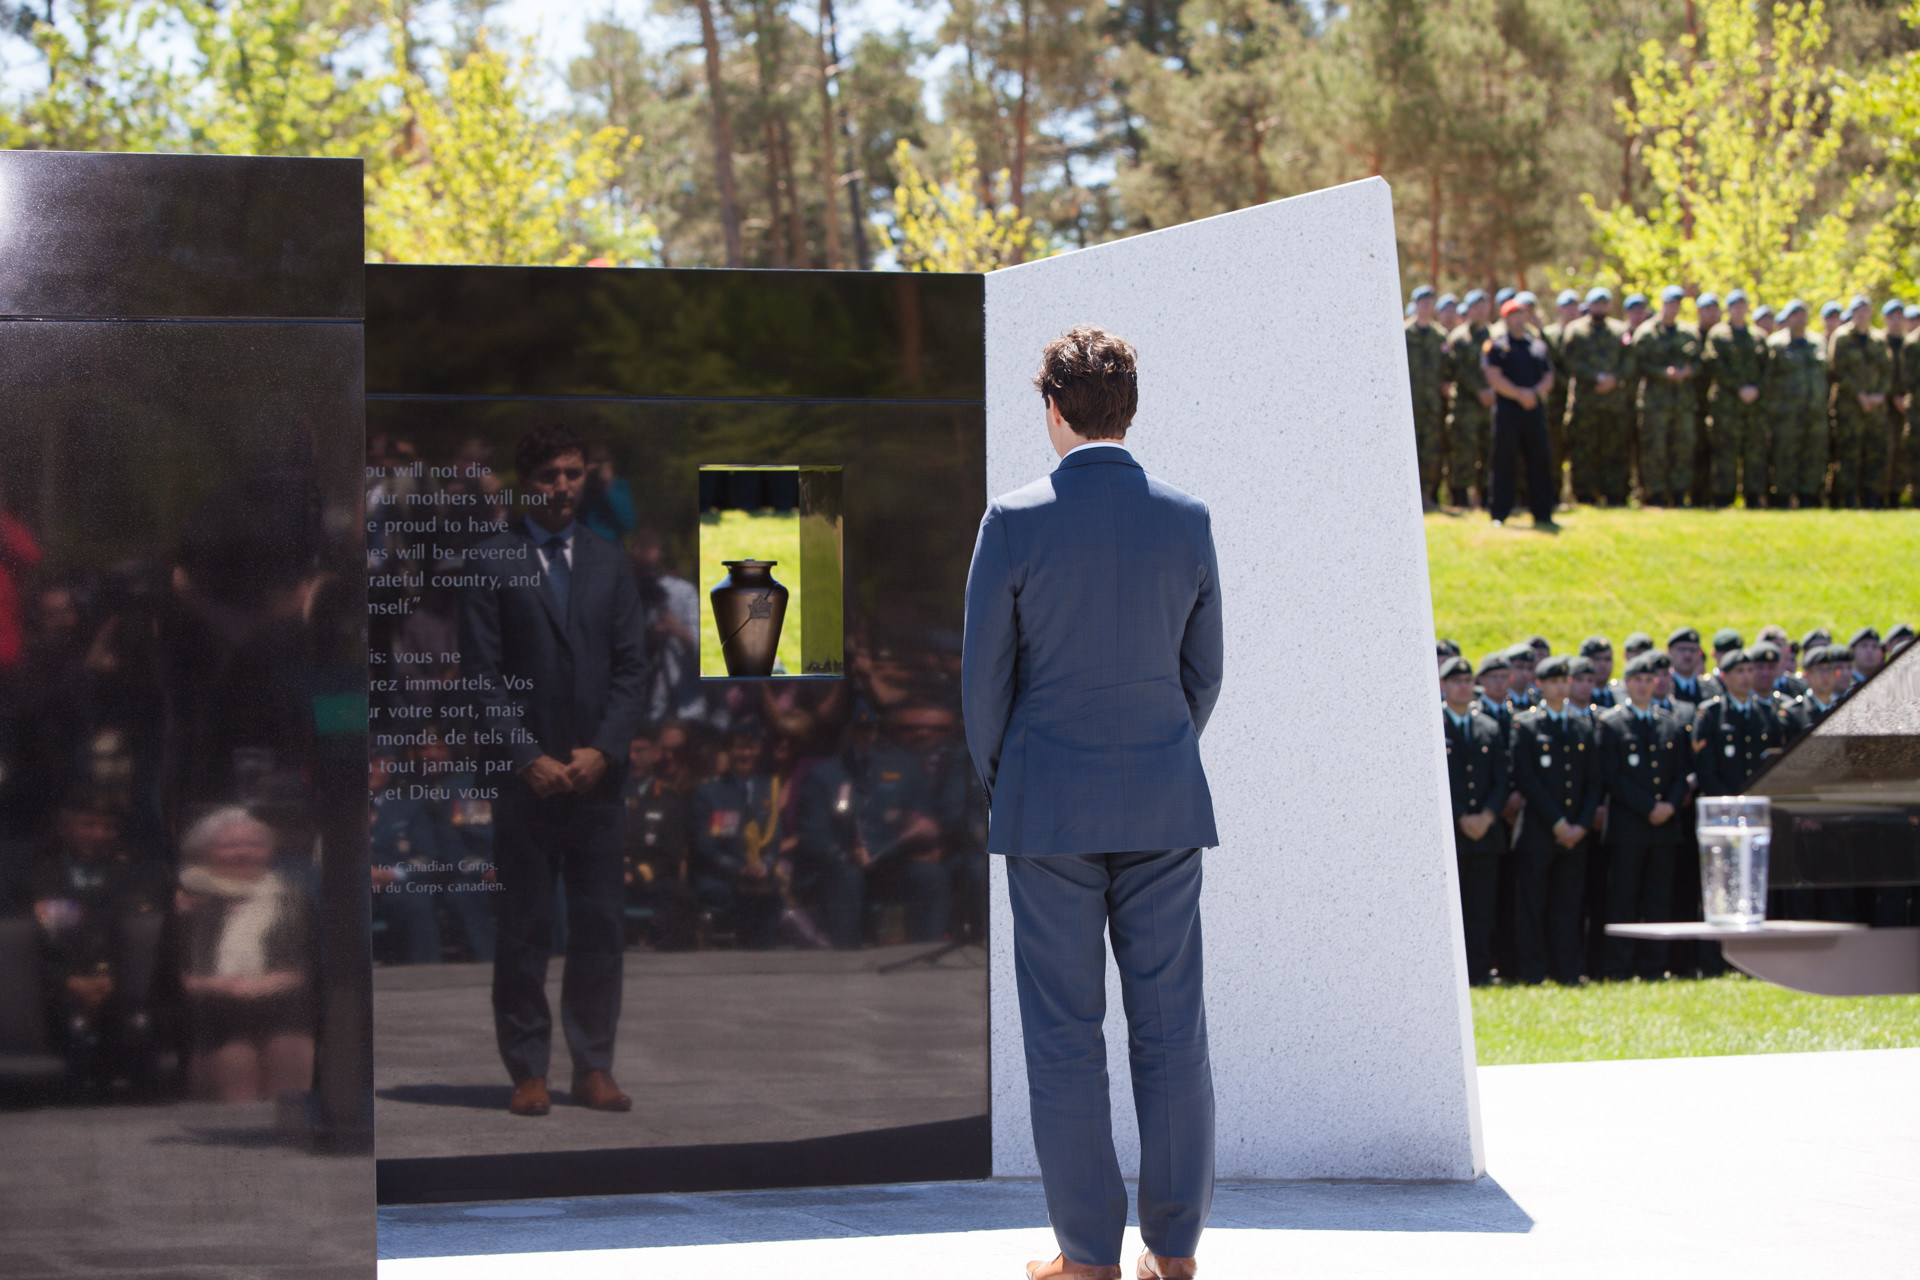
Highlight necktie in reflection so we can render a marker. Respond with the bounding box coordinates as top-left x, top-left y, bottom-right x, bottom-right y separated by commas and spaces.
544, 533, 571, 614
